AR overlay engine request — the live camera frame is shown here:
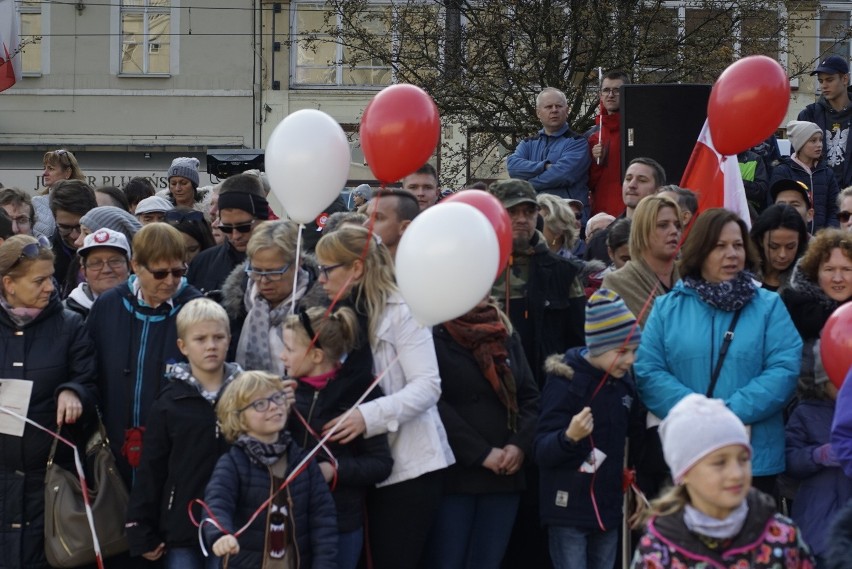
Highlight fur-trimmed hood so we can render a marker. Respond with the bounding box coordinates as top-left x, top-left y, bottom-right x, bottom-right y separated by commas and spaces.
544, 353, 575, 379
